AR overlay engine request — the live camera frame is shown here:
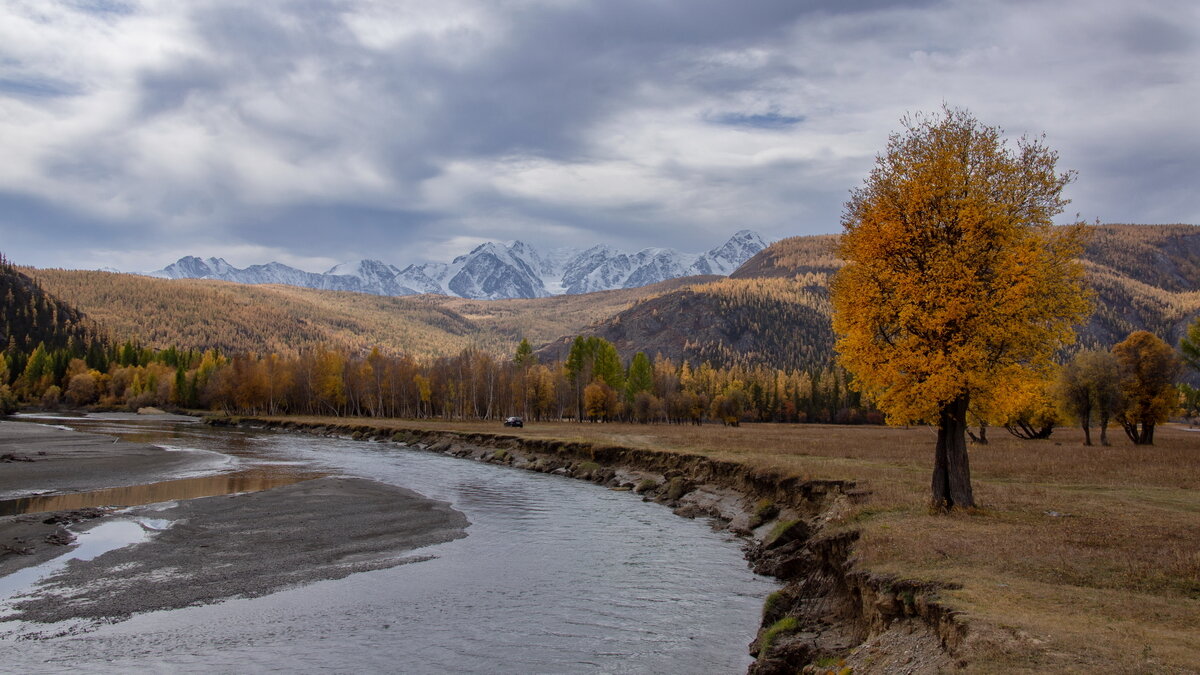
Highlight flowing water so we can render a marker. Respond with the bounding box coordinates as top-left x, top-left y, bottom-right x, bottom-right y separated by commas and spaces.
1, 415, 776, 673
